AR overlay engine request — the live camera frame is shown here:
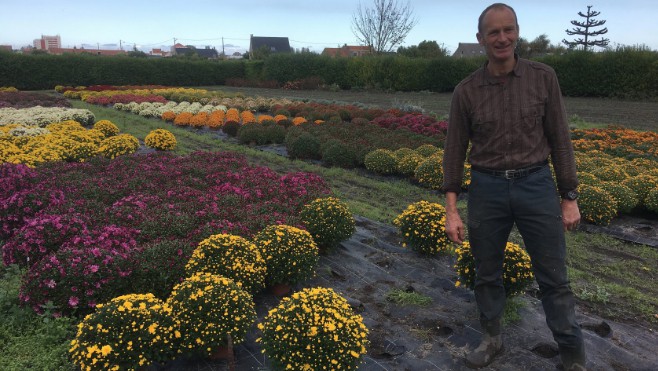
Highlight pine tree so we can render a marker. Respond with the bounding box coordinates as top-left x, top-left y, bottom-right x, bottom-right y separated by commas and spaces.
562, 5, 610, 51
